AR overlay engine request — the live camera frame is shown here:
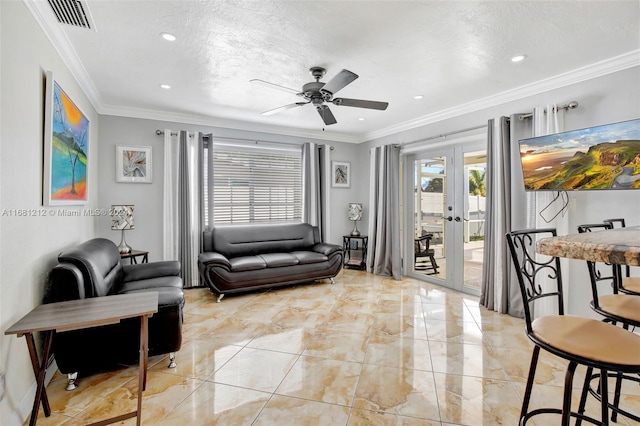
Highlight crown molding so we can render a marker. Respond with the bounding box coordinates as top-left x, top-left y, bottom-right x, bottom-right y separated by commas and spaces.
364, 50, 640, 141
101, 105, 363, 144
